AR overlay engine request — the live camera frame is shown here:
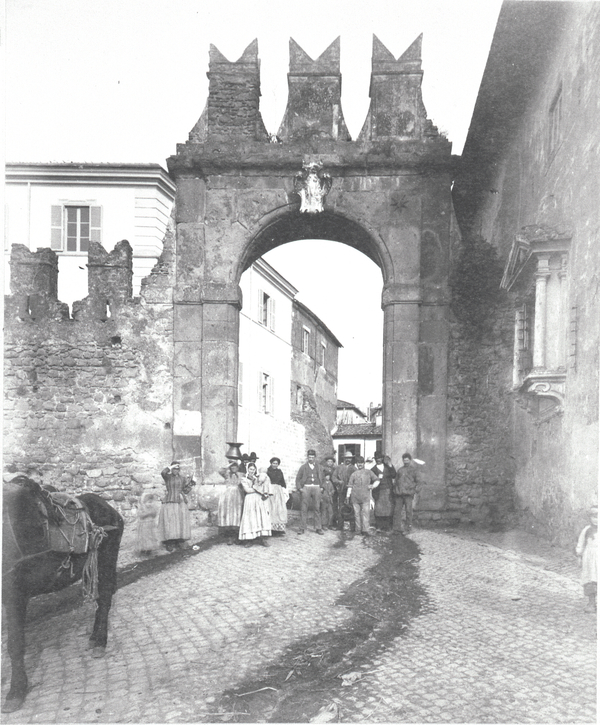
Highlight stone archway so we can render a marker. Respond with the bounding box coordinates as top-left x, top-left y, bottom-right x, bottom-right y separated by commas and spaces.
167, 35, 453, 514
